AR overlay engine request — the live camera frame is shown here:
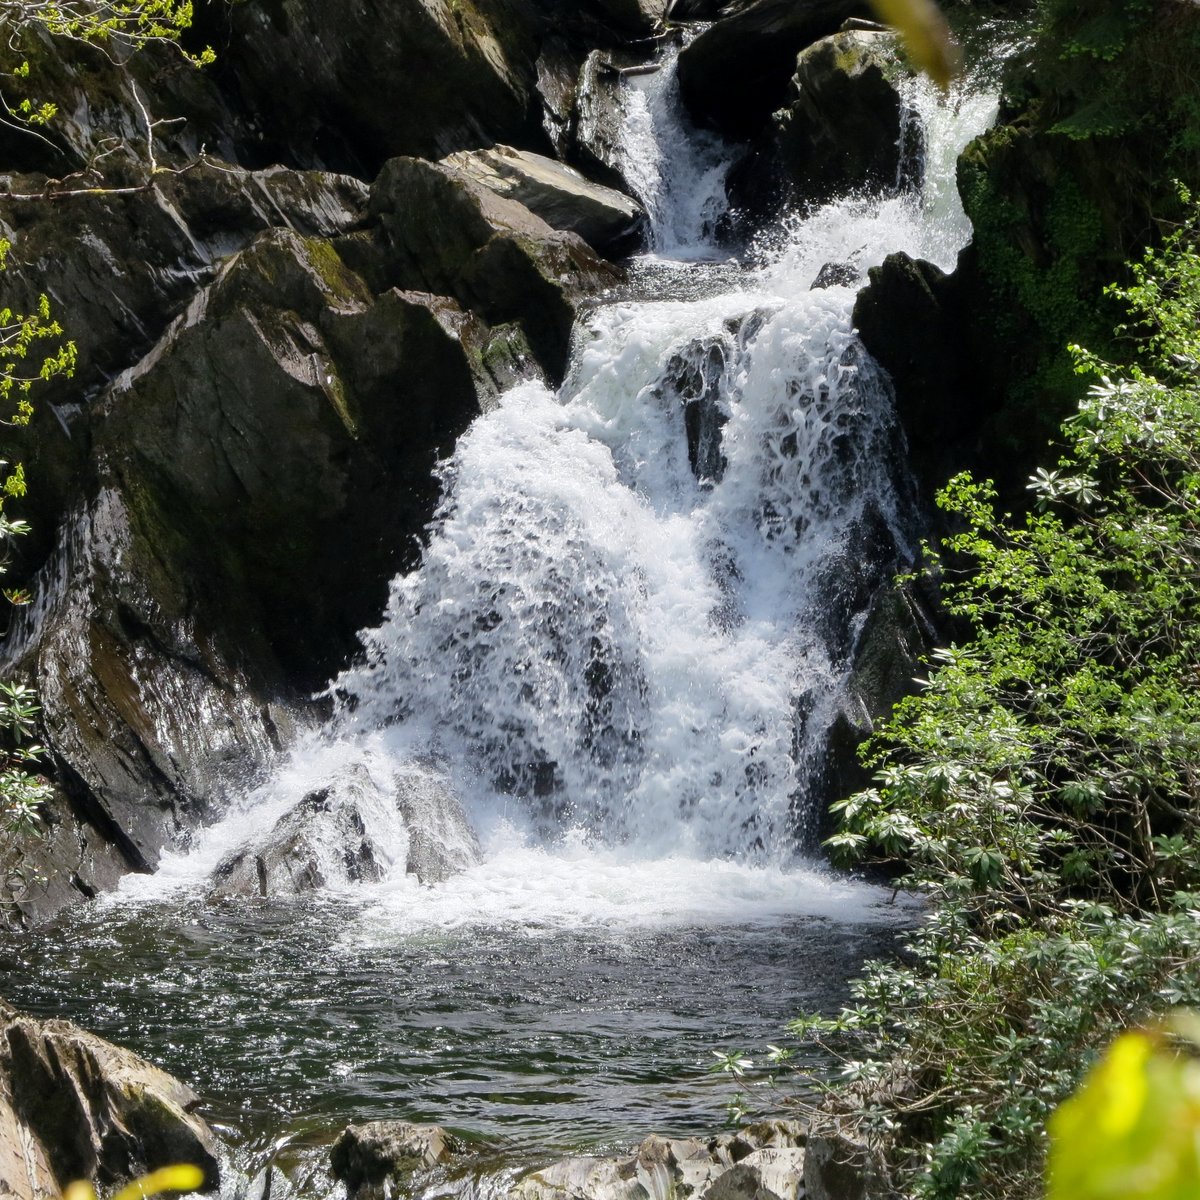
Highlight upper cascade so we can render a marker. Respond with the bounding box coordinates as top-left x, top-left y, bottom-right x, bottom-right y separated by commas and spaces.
326, 59, 999, 866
